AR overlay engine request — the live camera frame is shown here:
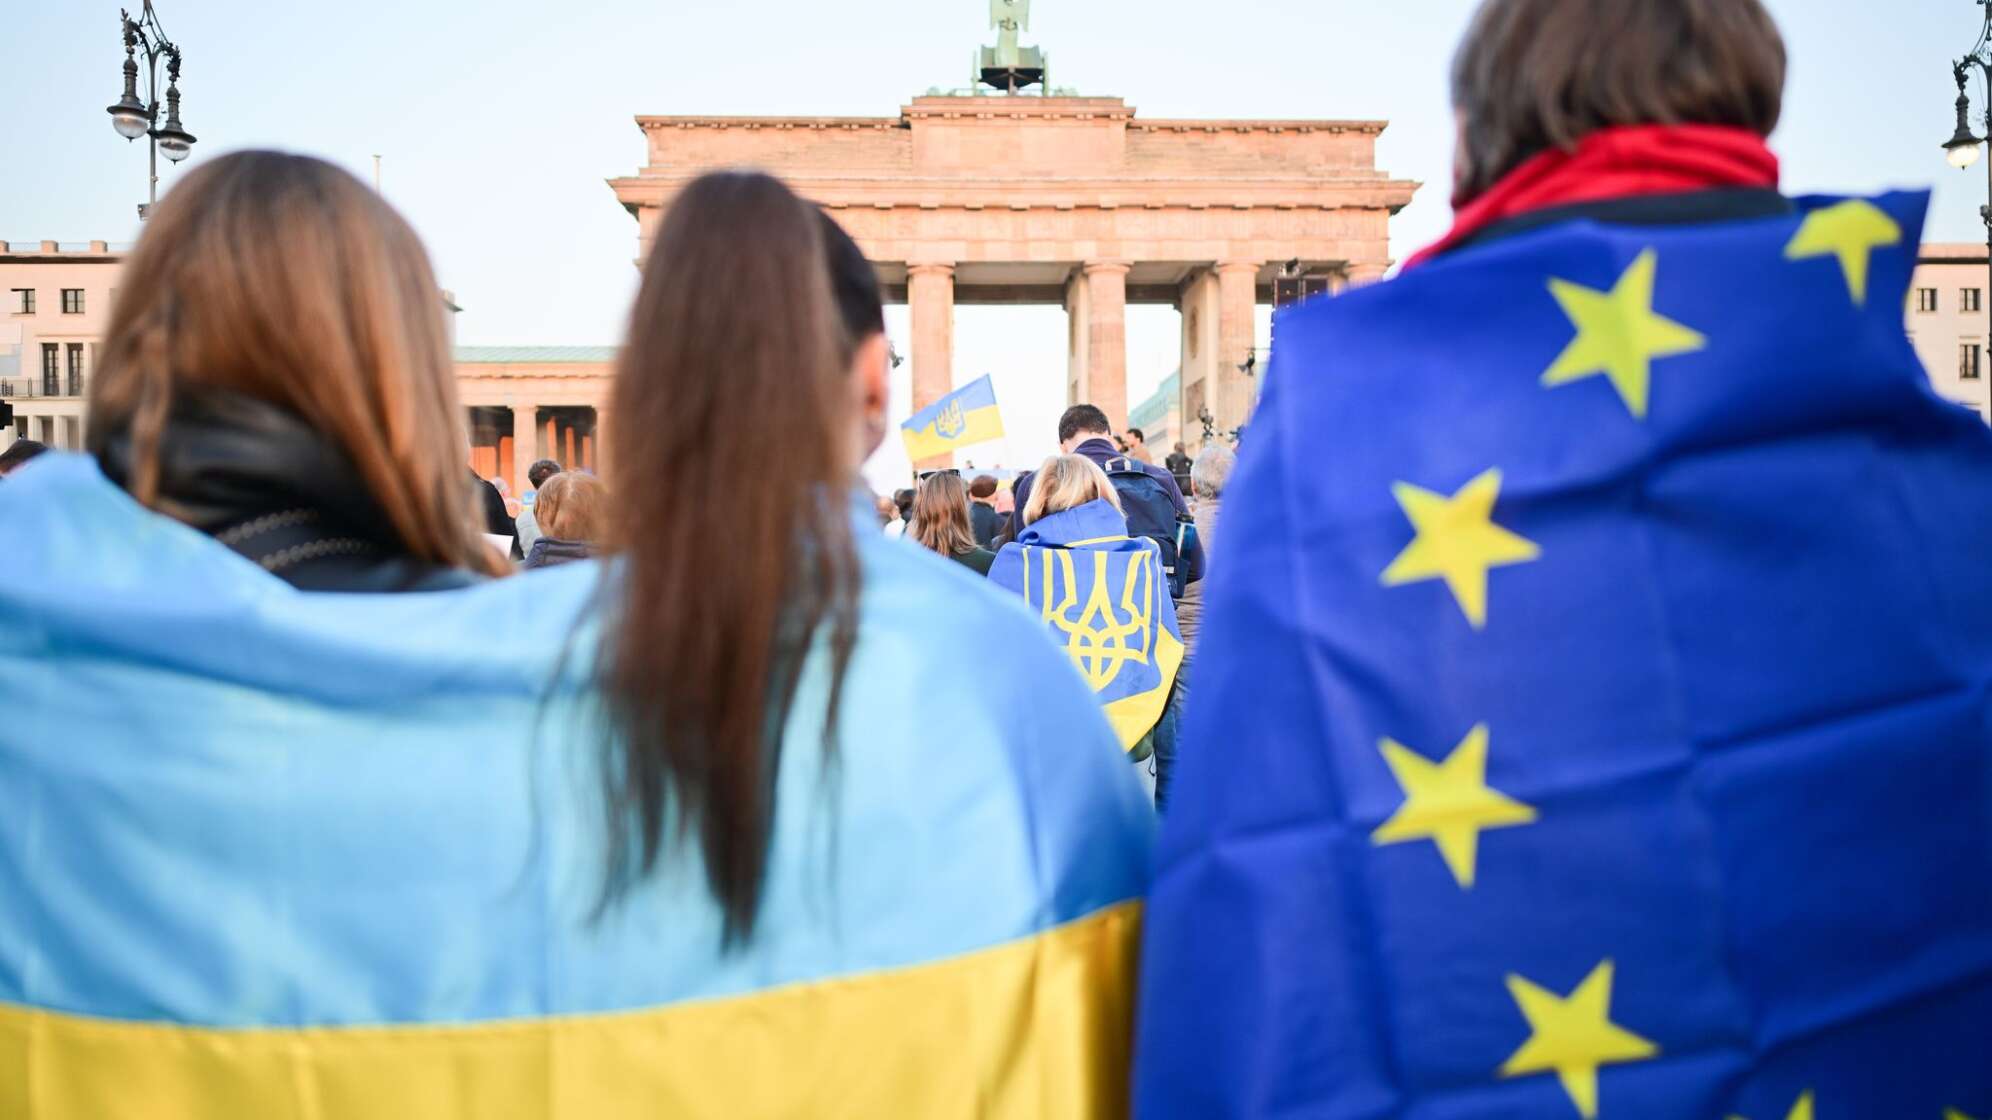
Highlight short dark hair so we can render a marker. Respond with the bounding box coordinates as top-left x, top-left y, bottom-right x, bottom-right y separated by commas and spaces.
0, 440, 48, 476
1126, 427, 1145, 442
1058, 404, 1112, 445
968, 474, 998, 500
527, 458, 563, 490
1451, 0, 1785, 202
